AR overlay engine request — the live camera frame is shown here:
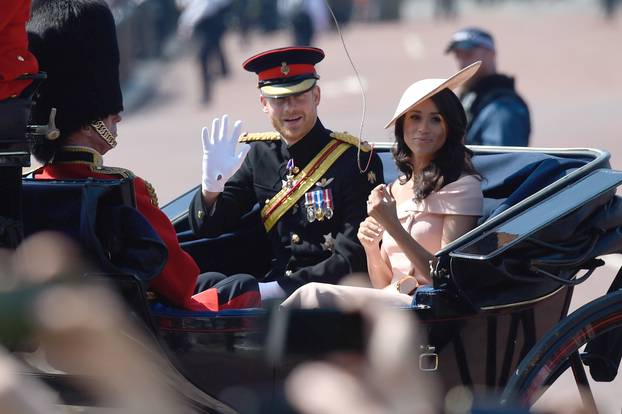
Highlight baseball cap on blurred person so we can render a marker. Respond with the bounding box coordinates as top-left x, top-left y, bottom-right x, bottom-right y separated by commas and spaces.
445, 27, 495, 53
